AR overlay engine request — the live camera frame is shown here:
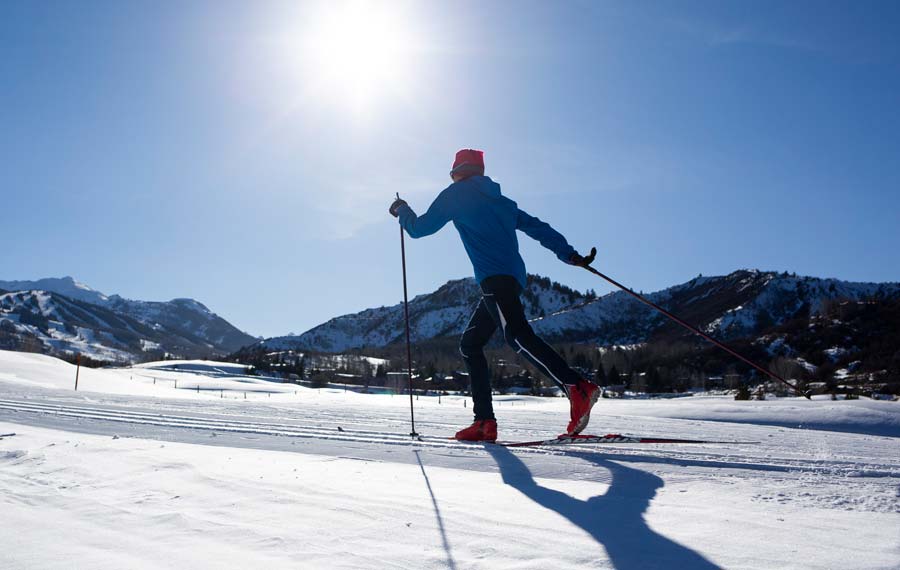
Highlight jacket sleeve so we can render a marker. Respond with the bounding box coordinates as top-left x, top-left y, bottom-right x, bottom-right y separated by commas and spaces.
397, 188, 456, 238
516, 208, 576, 263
